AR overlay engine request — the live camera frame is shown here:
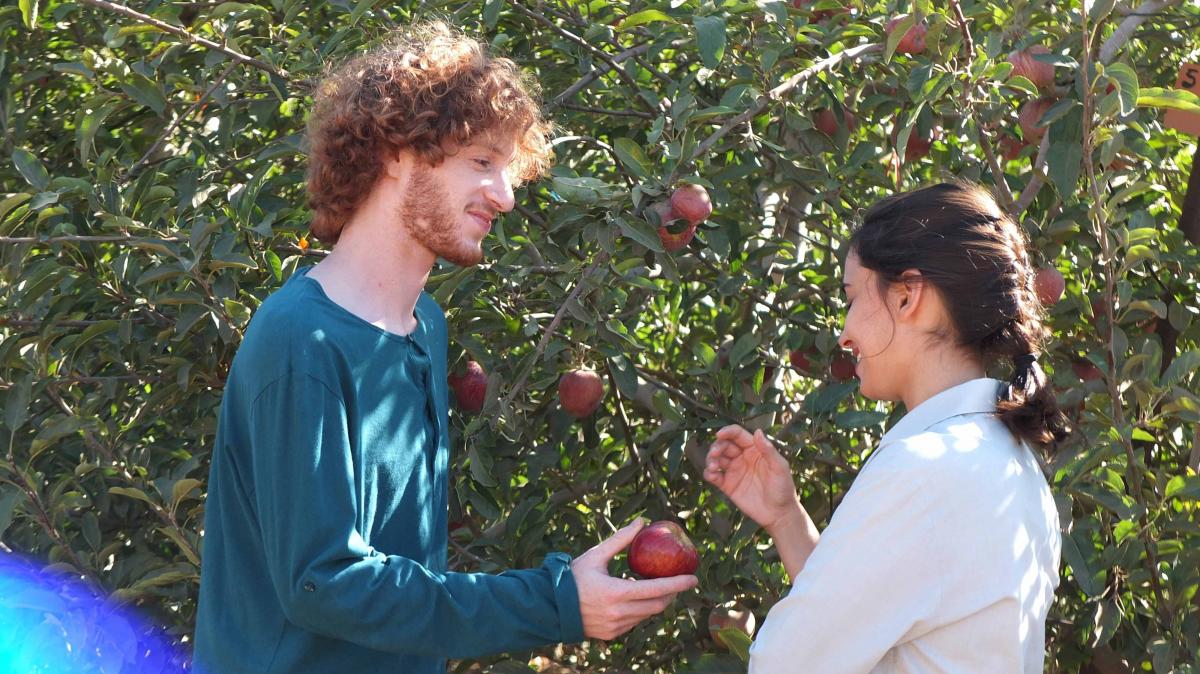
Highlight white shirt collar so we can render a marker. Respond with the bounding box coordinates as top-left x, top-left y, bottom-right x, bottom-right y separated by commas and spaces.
878, 377, 1005, 447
